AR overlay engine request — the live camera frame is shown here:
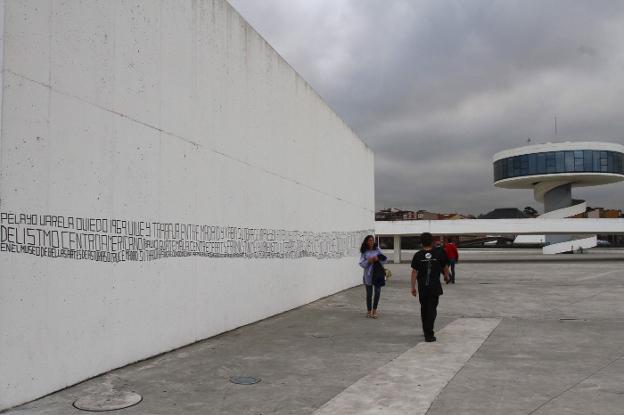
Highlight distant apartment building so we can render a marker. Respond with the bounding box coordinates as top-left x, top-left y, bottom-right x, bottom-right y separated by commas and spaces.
375, 208, 473, 221
375, 208, 417, 221
416, 210, 438, 220
570, 207, 623, 219
586, 208, 622, 218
